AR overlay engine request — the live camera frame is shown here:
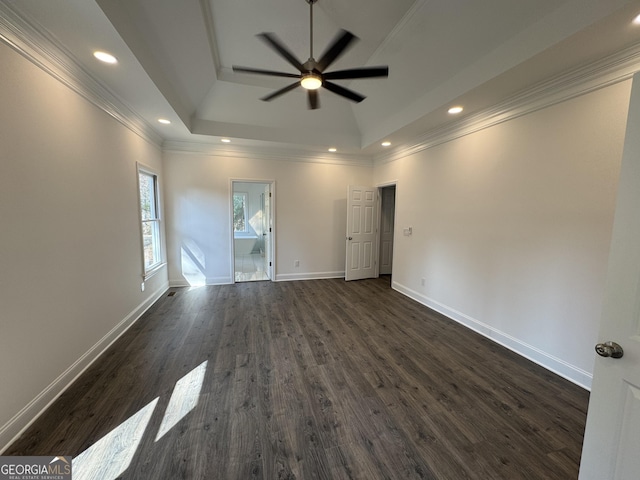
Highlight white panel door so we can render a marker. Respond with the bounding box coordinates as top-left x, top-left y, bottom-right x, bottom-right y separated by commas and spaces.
579, 73, 640, 479
345, 185, 377, 281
